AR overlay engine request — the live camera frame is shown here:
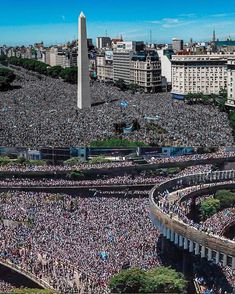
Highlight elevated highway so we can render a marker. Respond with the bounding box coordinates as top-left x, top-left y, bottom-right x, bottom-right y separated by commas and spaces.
149, 170, 235, 269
